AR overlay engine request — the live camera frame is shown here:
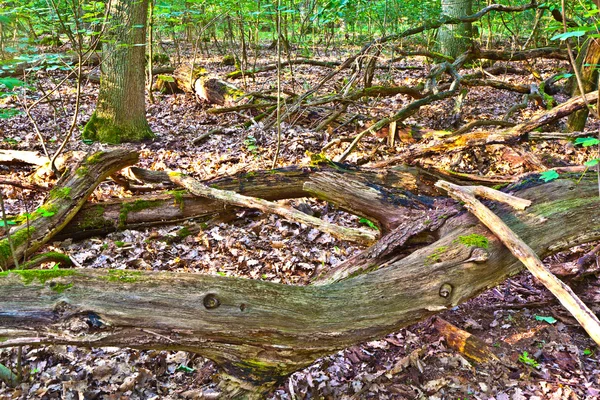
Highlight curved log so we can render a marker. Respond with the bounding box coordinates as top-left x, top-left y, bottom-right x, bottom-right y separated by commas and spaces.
1, 174, 599, 397
0, 150, 138, 269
